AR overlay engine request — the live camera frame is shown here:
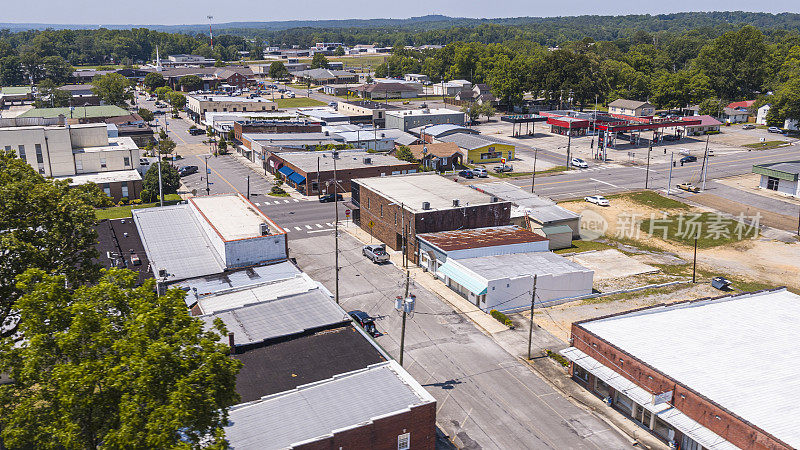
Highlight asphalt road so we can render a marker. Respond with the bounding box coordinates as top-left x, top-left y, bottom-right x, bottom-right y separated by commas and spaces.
291, 233, 631, 450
